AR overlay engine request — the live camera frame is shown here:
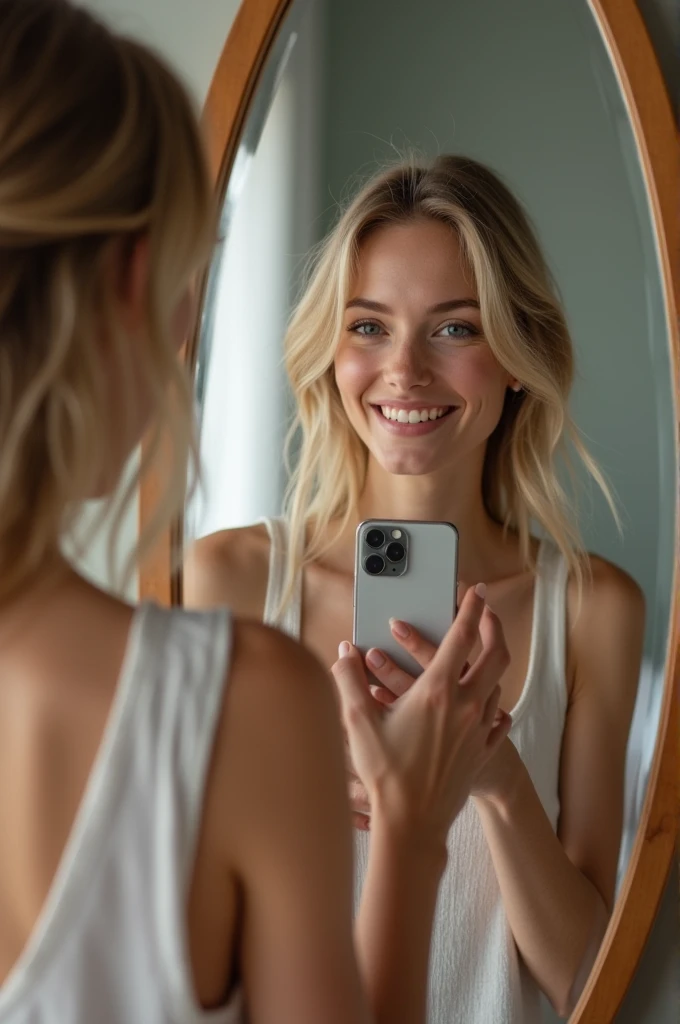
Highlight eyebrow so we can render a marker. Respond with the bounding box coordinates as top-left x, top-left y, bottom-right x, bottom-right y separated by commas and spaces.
345, 297, 480, 314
